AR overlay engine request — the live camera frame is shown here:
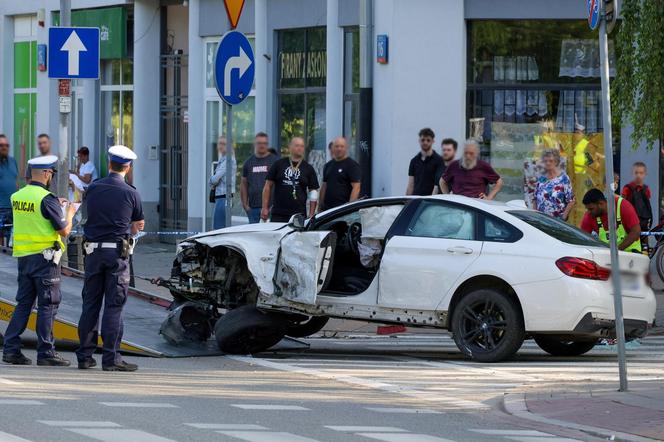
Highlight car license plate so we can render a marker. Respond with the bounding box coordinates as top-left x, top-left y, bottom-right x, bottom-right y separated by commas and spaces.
620, 272, 640, 291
